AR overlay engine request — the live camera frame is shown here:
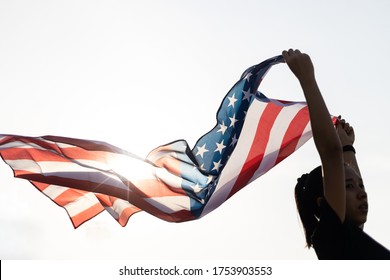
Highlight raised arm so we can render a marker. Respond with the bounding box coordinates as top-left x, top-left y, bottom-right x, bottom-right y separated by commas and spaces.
283, 49, 346, 223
